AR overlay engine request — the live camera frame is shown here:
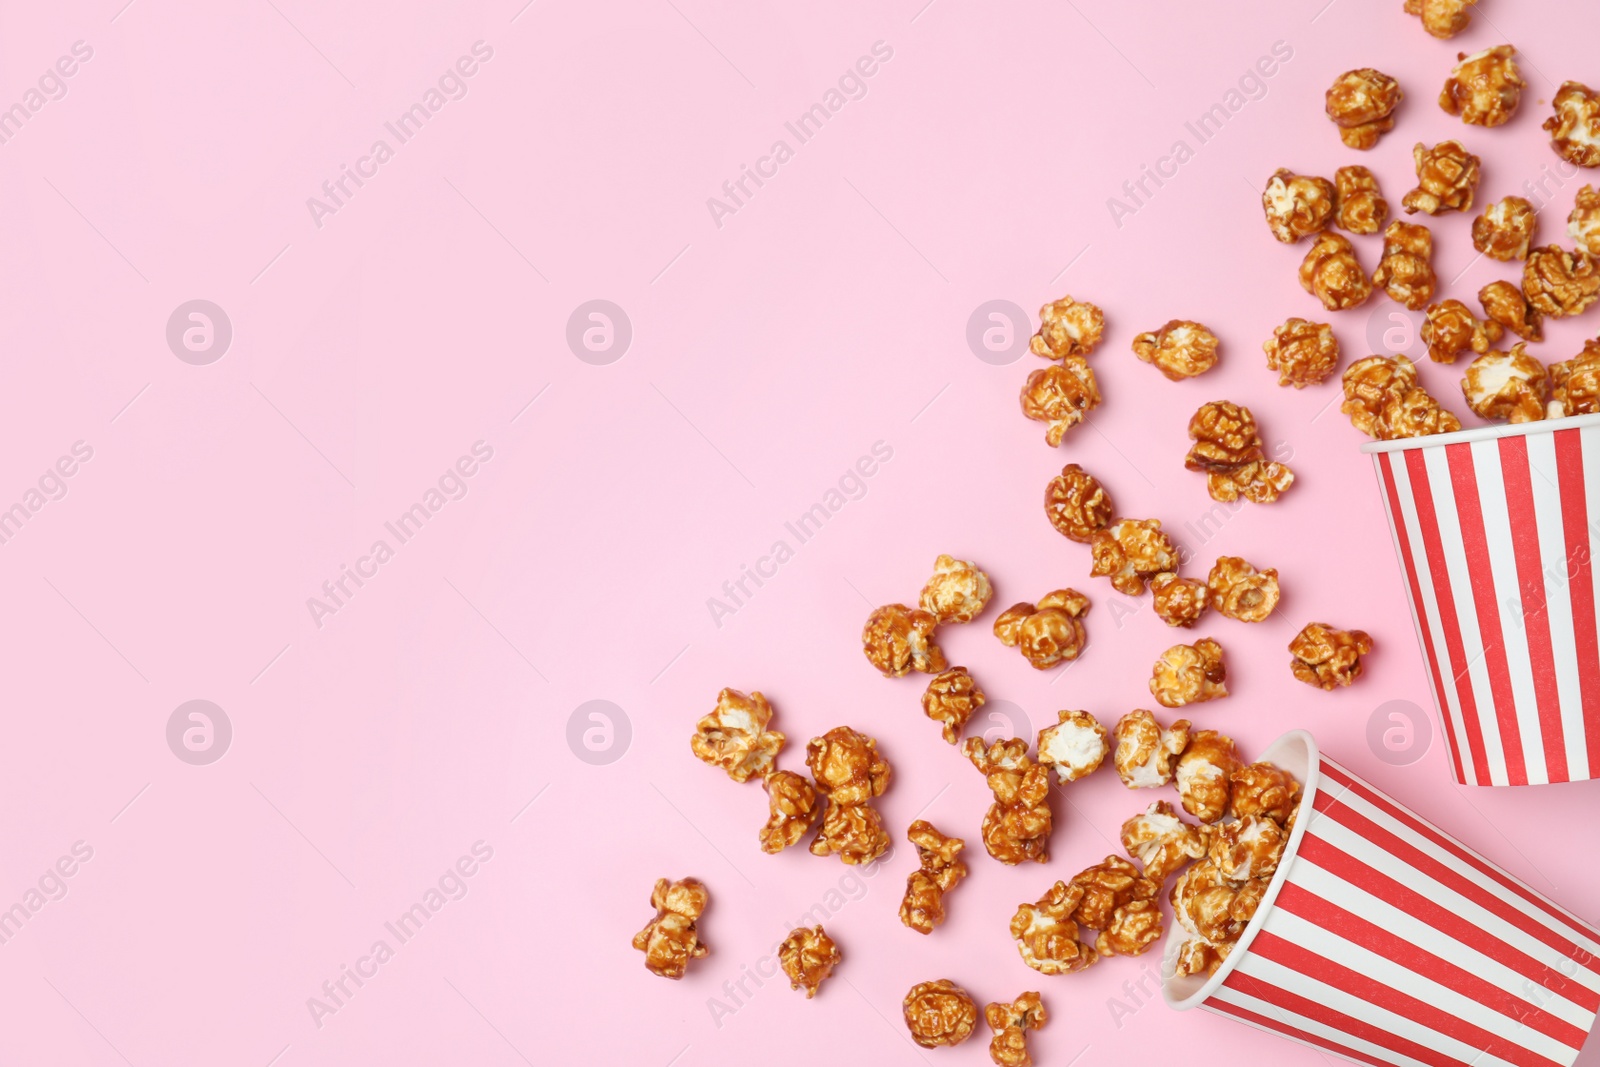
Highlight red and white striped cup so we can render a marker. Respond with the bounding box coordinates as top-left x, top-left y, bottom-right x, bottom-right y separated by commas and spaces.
1364, 417, 1600, 786
1164, 730, 1600, 1067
